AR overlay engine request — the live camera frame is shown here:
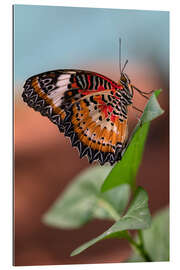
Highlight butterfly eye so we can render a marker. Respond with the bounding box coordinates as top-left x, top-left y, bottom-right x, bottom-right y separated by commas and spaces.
120, 74, 127, 83
120, 73, 130, 84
